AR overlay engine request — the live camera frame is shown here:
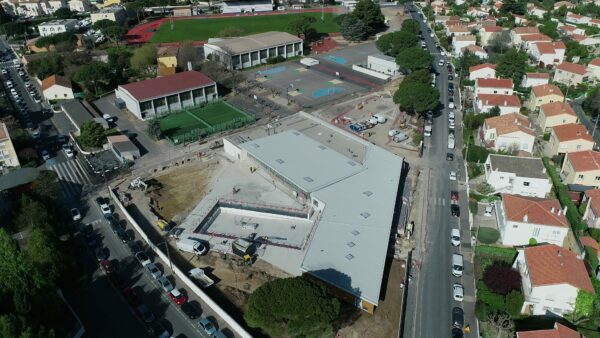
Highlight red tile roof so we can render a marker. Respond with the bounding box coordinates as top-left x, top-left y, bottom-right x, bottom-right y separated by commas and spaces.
469, 63, 496, 73
484, 113, 535, 136
476, 77, 513, 89
556, 62, 588, 75
41, 75, 71, 91
514, 26, 540, 35
523, 244, 594, 293
580, 236, 599, 253
482, 26, 503, 32
585, 188, 600, 219
590, 58, 600, 67
502, 194, 568, 227
521, 33, 553, 42
541, 102, 575, 117
118, 71, 215, 101
478, 94, 521, 107
552, 123, 594, 142
517, 323, 581, 338
526, 72, 550, 79
463, 44, 486, 53
566, 150, 600, 172
559, 25, 577, 32
532, 84, 564, 99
